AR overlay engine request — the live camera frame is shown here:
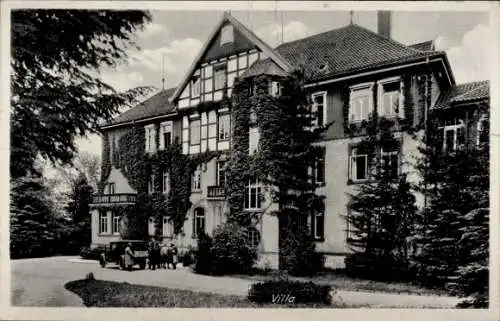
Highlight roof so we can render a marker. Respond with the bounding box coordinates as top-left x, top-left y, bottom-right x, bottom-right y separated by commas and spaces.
103, 87, 177, 128
409, 40, 435, 51
246, 24, 446, 82
169, 11, 292, 103
433, 80, 489, 110
240, 58, 289, 79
